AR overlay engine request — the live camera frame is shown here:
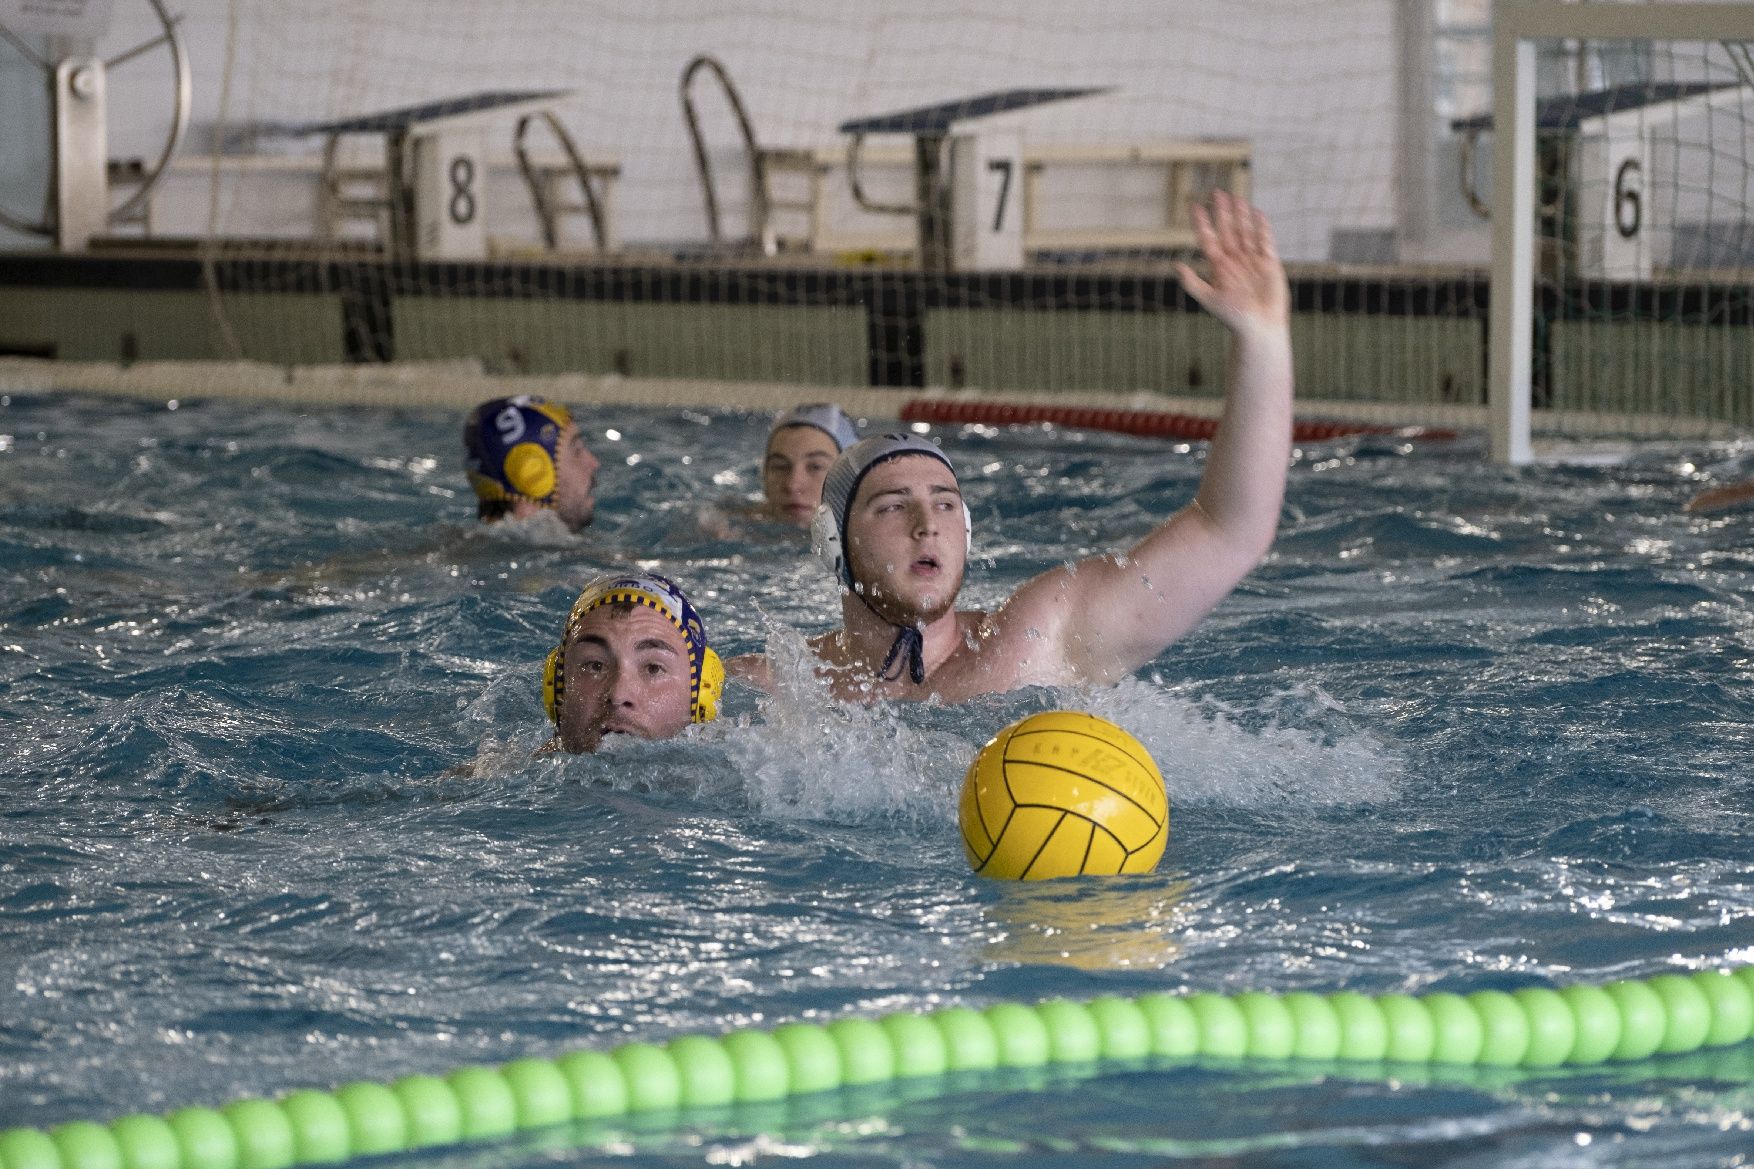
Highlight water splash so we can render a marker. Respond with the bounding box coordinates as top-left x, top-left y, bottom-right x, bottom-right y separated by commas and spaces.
719, 623, 969, 824
1070, 678, 1402, 810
